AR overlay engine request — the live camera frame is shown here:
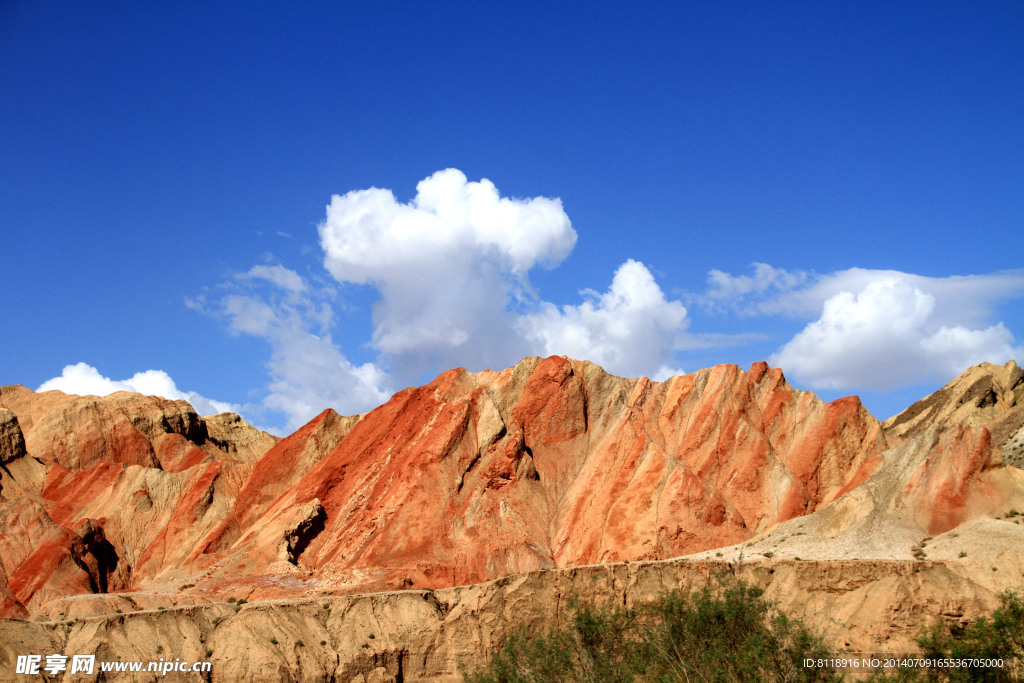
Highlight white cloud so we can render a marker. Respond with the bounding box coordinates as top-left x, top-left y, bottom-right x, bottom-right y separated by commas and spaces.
769, 277, 1024, 390
38, 363, 238, 416
317, 168, 580, 378
239, 264, 307, 294
700, 263, 1024, 391
519, 259, 688, 379
700, 264, 1024, 326
321, 169, 576, 280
